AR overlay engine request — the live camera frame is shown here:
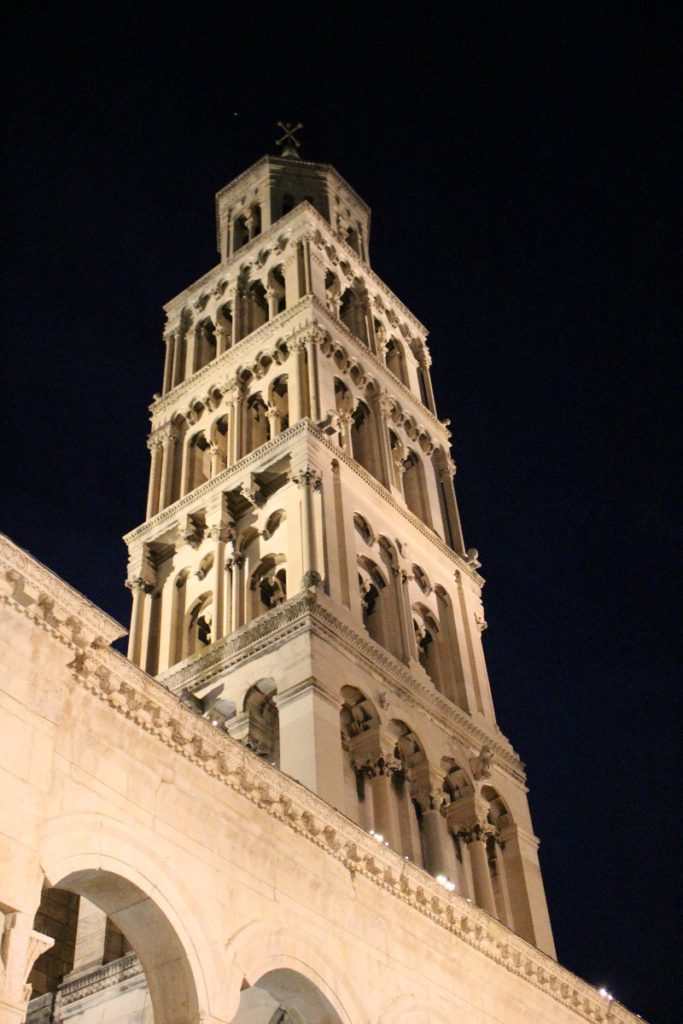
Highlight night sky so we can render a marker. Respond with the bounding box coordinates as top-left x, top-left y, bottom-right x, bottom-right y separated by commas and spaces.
2, 4, 680, 1022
